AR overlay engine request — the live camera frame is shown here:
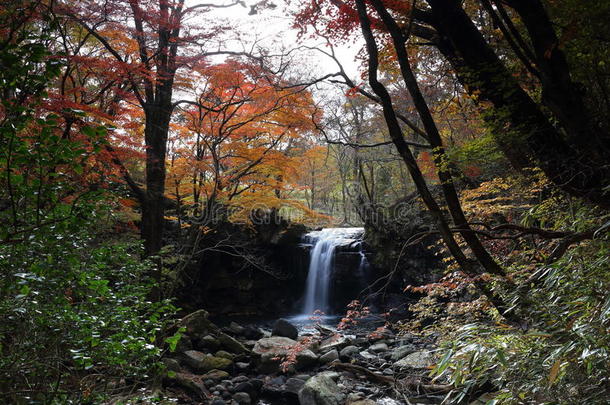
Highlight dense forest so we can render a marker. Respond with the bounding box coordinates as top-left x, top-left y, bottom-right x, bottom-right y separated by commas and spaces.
1, 0, 608, 404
